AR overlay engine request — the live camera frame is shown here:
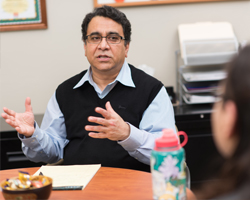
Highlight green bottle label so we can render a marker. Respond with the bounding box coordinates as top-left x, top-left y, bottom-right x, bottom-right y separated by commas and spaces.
151, 148, 186, 200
